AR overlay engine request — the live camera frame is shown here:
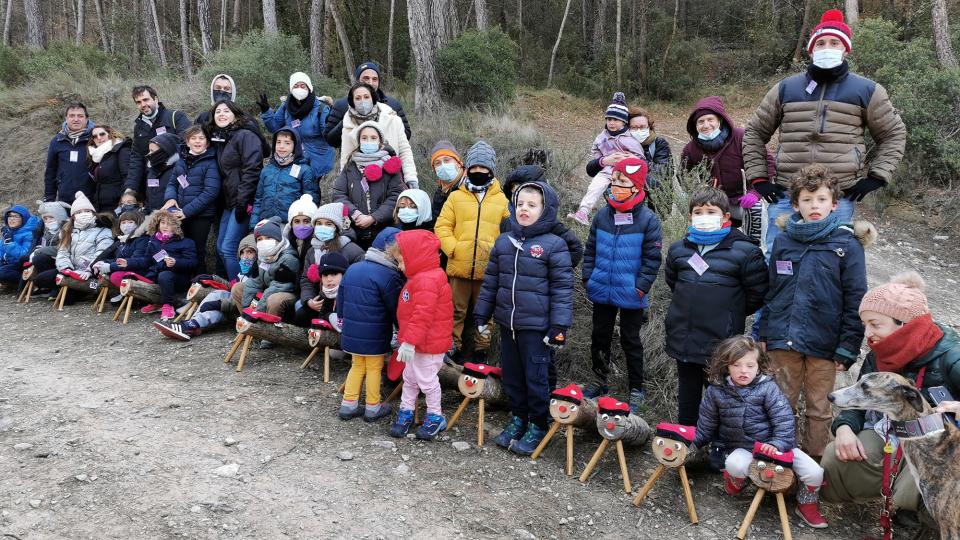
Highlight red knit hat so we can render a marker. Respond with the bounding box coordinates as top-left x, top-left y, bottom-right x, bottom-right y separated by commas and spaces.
550, 384, 583, 405
807, 9, 852, 54
655, 422, 696, 444
752, 441, 794, 467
